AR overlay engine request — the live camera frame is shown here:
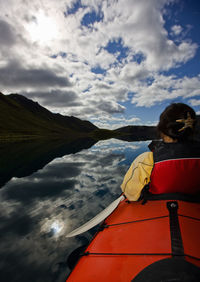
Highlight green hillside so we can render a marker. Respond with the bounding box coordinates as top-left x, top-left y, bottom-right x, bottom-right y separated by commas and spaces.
0, 92, 97, 141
